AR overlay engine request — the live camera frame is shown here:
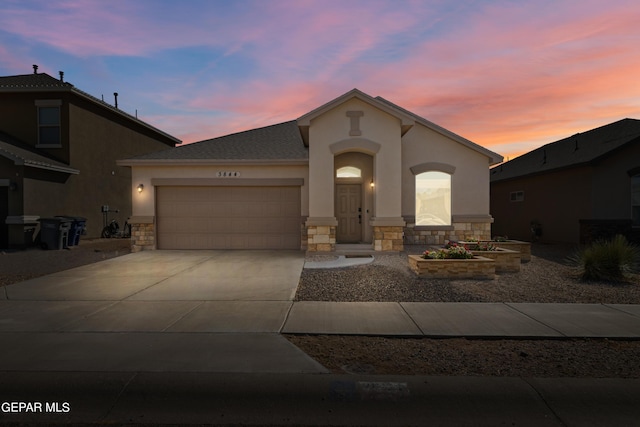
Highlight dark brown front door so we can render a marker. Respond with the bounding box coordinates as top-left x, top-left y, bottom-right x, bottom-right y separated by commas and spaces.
335, 184, 361, 243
